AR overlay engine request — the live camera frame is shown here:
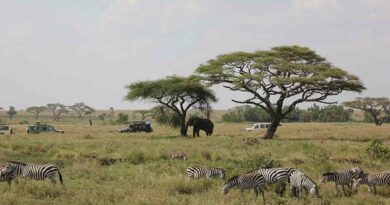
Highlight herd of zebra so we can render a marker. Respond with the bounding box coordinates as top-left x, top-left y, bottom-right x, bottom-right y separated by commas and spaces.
0, 161, 64, 191
186, 166, 390, 203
